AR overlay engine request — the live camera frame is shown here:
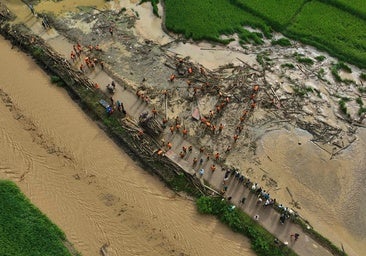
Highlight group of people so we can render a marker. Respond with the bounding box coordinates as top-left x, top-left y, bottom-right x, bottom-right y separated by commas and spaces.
69, 43, 104, 73
107, 81, 116, 94
160, 80, 260, 165
108, 94, 126, 115
137, 59, 303, 245
136, 90, 150, 104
